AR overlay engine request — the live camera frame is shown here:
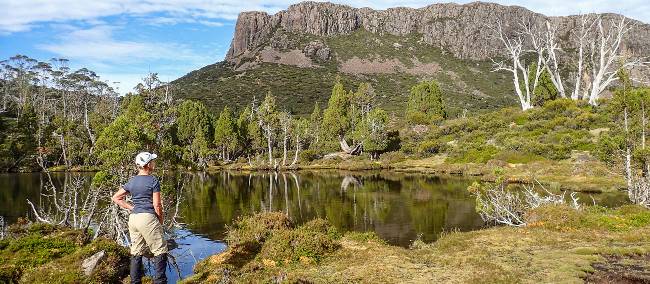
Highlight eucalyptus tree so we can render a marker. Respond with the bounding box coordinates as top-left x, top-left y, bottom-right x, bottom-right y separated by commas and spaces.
246, 108, 265, 164
290, 117, 310, 166
493, 15, 647, 108
598, 71, 650, 207
49, 58, 73, 167
0, 55, 39, 117
258, 92, 279, 164
68, 68, 104, 159
278, 111, 292, 166
130, 73, 180, 166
